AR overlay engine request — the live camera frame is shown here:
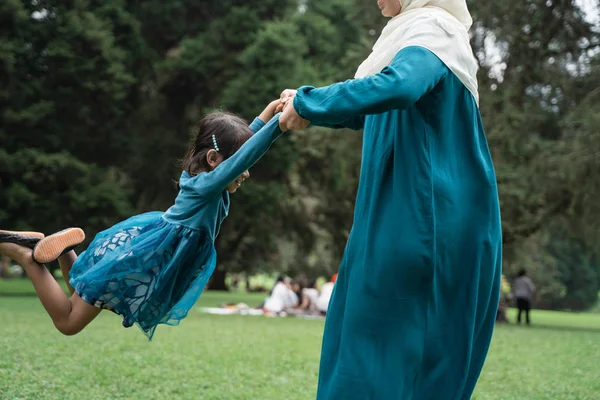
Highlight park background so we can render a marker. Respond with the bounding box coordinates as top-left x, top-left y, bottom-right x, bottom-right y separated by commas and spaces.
1, 0, 599, 399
